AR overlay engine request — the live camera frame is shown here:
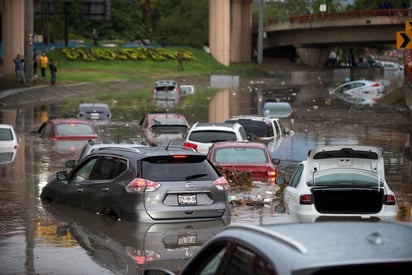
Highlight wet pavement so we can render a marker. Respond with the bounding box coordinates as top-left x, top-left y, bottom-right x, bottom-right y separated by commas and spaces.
0, 66, 411, 274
